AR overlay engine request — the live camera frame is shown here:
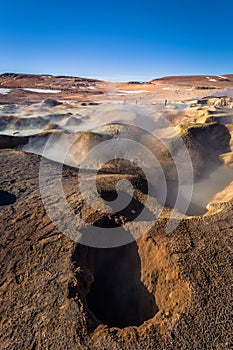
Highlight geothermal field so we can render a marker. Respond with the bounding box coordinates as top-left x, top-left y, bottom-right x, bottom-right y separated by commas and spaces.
1, 73, 233, 349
